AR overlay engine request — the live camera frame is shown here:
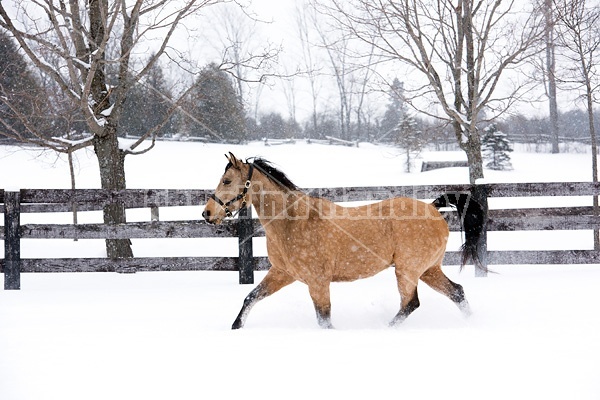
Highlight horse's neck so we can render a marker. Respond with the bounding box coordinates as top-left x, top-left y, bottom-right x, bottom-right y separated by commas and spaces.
250, 176, 310, 225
